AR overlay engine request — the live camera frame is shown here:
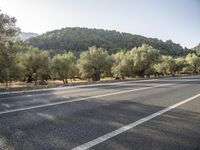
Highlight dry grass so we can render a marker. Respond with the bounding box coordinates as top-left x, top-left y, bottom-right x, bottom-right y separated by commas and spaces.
1, 75, 187, 91
0, 77, 115, 90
